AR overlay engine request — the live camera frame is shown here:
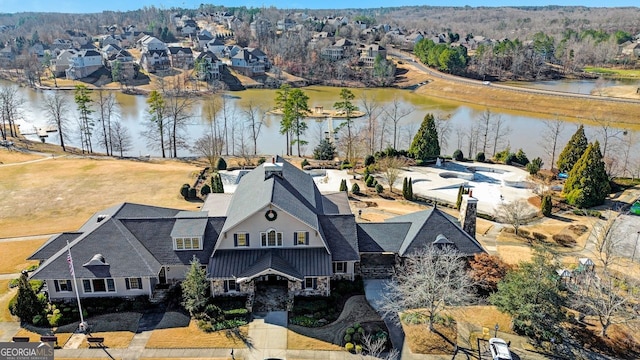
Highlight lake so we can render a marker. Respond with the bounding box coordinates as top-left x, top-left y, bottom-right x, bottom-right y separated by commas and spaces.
3, 80, 637, 166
